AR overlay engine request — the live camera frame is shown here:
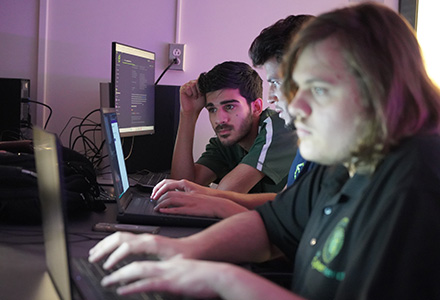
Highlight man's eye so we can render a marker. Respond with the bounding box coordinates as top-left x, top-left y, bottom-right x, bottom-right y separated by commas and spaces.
312, 87, 327, 96
269, 80, 282, 87
224, 104, 235, 111
207, 108, 217, 113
